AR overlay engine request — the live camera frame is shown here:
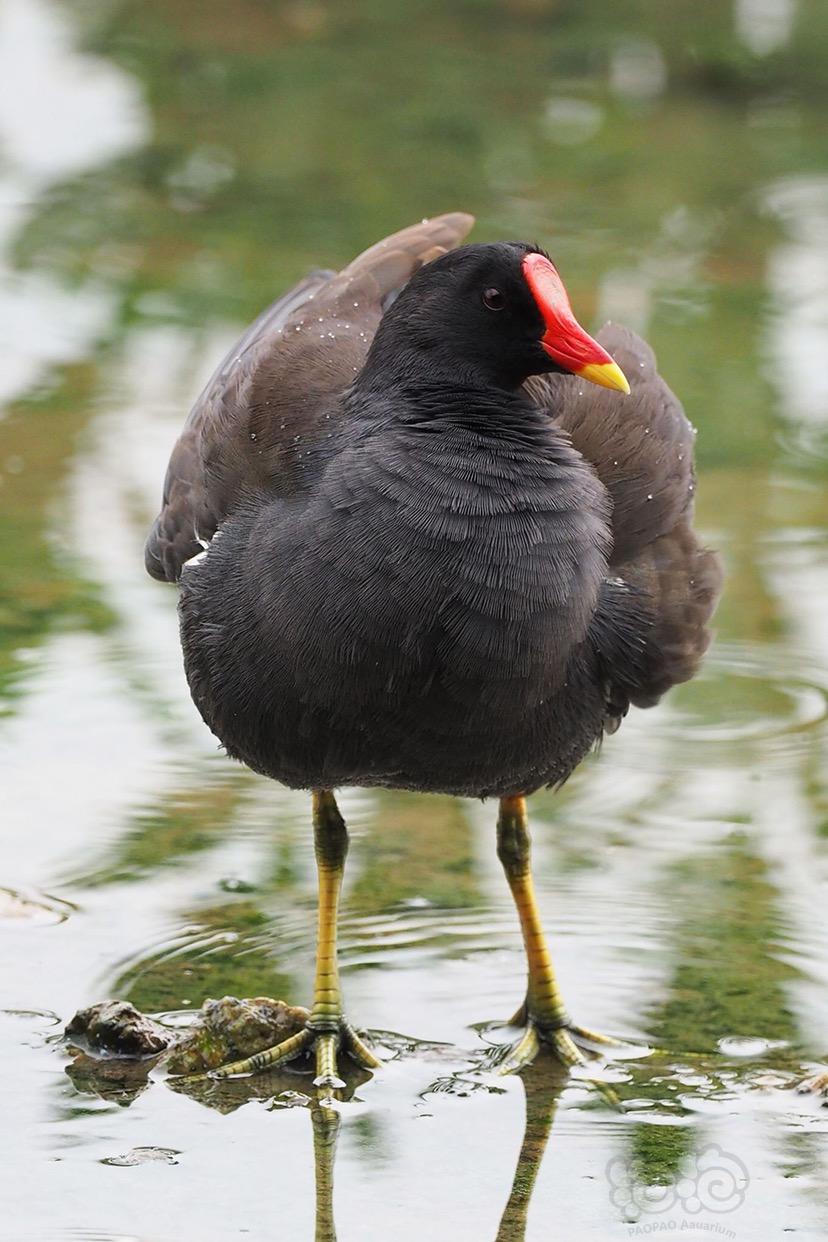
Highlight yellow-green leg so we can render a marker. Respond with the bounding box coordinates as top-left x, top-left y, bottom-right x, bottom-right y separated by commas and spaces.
495, 795, 622, 1074
209, 790, 380, 1099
